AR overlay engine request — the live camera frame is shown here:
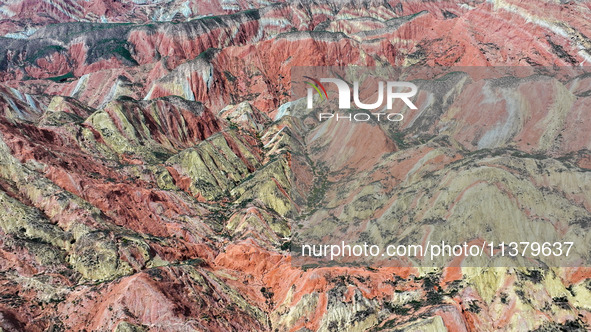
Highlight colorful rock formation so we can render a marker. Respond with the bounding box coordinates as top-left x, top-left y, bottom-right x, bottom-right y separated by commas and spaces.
0, 0, 591, 331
